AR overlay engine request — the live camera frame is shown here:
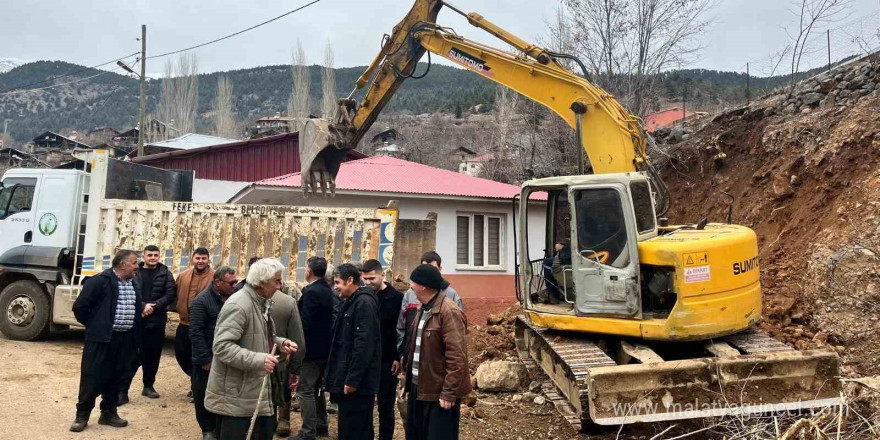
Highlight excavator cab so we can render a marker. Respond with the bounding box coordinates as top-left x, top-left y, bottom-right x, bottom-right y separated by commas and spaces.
519, 173, 651, 318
